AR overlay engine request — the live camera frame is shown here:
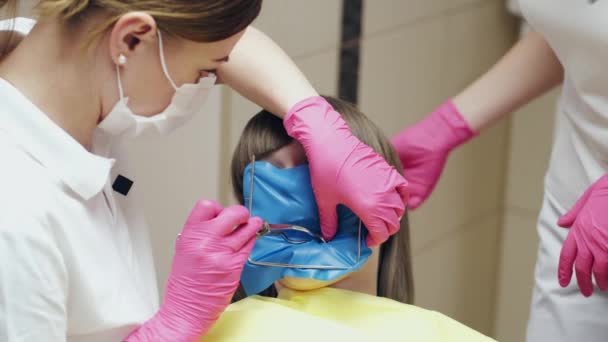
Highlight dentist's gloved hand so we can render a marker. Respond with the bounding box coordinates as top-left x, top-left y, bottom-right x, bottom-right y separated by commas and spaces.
284, 96, 409, 247
391, 100, 475, 209
125, 200, 262, 341
558, 174, 608, 297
